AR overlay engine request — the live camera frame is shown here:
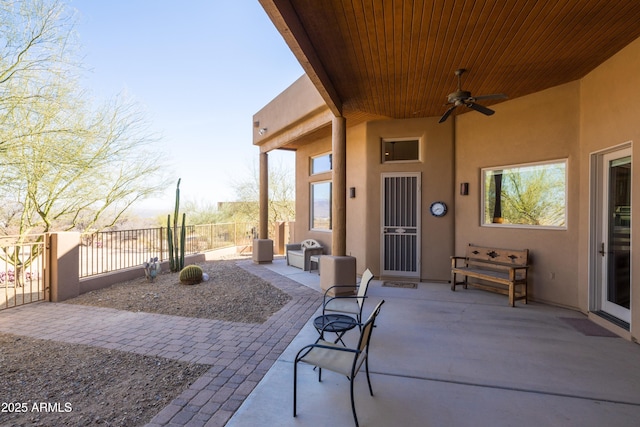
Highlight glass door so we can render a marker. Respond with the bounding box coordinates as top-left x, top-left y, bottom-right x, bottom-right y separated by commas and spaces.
600, 148, 631, 323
